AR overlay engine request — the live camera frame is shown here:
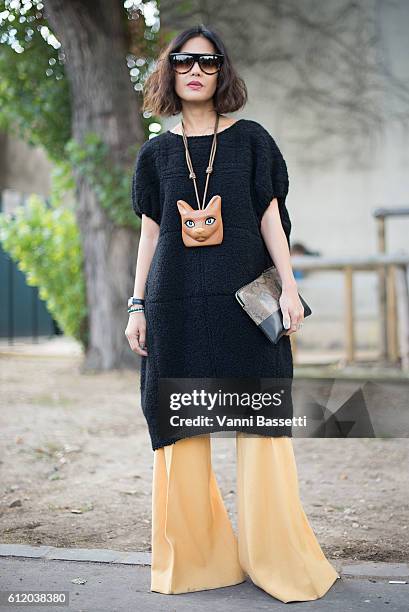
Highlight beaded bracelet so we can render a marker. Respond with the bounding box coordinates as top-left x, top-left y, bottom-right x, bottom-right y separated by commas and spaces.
128, 307, 144, 314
